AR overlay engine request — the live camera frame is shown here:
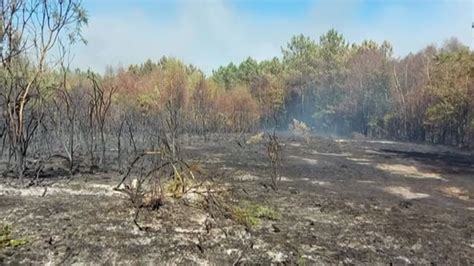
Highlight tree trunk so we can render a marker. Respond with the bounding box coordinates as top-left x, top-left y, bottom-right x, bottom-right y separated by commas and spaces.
117, 120, 124, 173
100, 125, 106, 170
69, 121, 75, 174
16, 148, 25, 184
